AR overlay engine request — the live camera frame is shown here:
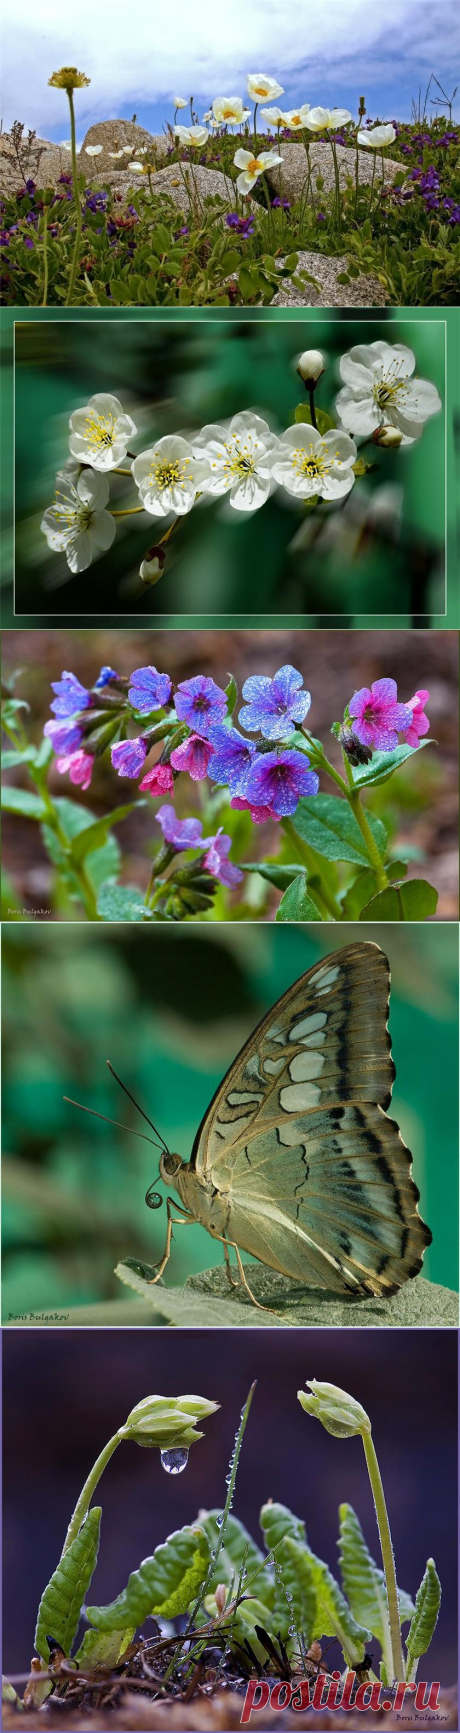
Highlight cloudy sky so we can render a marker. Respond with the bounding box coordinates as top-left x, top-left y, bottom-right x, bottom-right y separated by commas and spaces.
3, 0, 459, 138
